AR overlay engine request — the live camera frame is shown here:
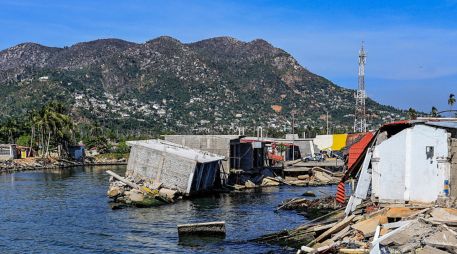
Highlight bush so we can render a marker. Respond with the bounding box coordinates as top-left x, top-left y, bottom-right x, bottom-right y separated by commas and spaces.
17, 134, 31, 147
